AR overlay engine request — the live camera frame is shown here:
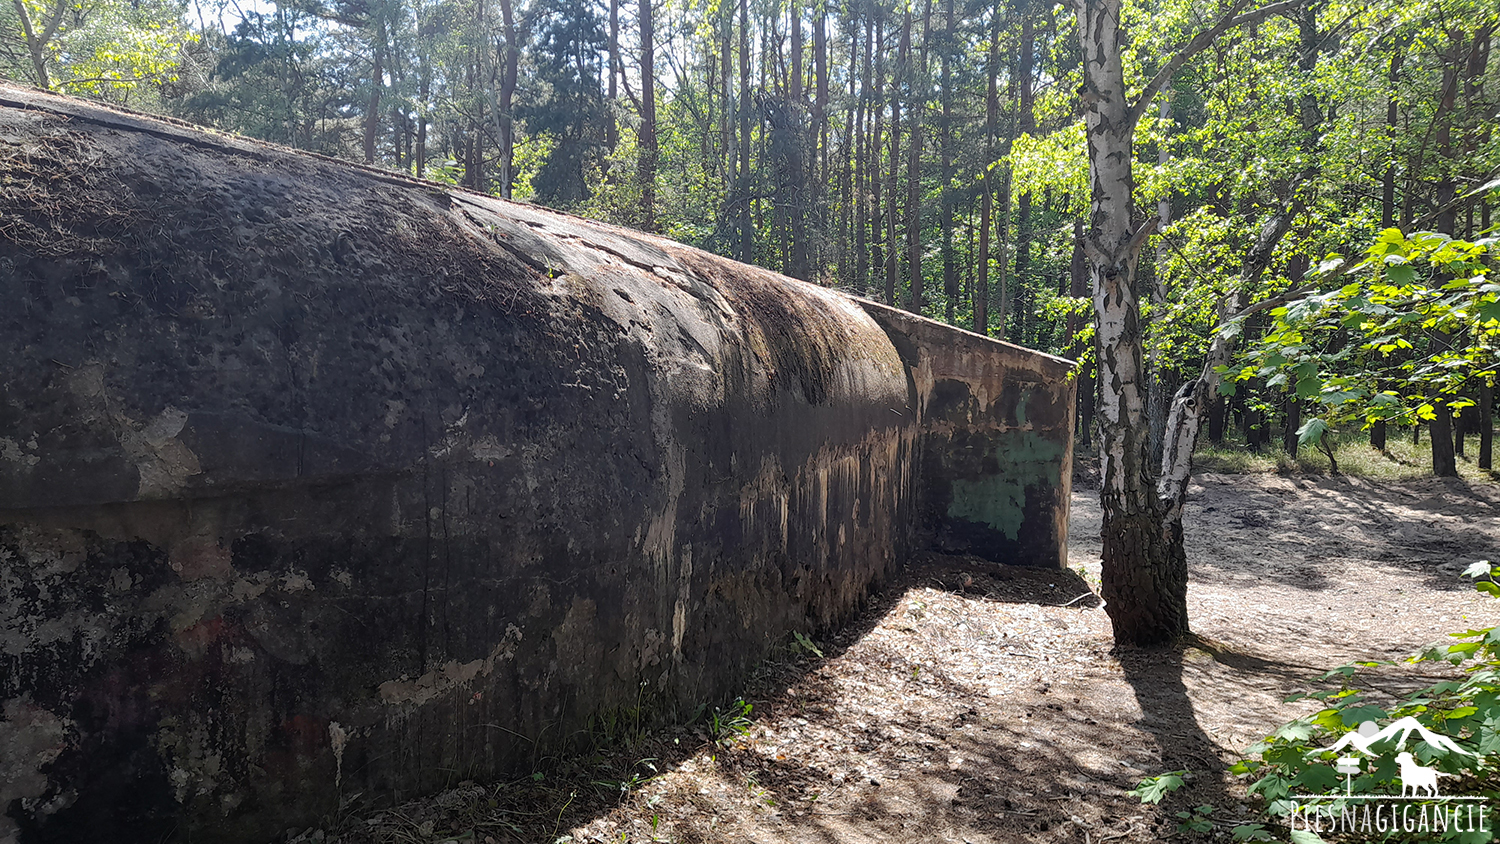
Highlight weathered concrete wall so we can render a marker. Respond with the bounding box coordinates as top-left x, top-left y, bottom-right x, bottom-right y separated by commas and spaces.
0, 85, 1070, 843
858, 302, 1074, 568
